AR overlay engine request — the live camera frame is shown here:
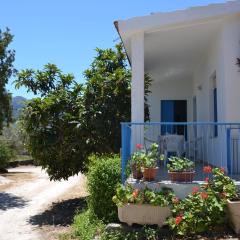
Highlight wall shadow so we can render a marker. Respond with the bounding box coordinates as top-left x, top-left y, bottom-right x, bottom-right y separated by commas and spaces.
29, 197, 87, 227
0, 192, 28, 210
